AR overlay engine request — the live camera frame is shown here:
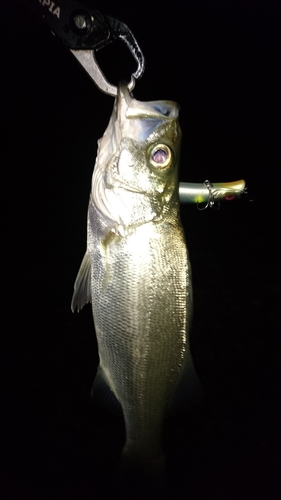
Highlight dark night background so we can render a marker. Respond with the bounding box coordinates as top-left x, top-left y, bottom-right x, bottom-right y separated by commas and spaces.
1, 0, 281, 498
